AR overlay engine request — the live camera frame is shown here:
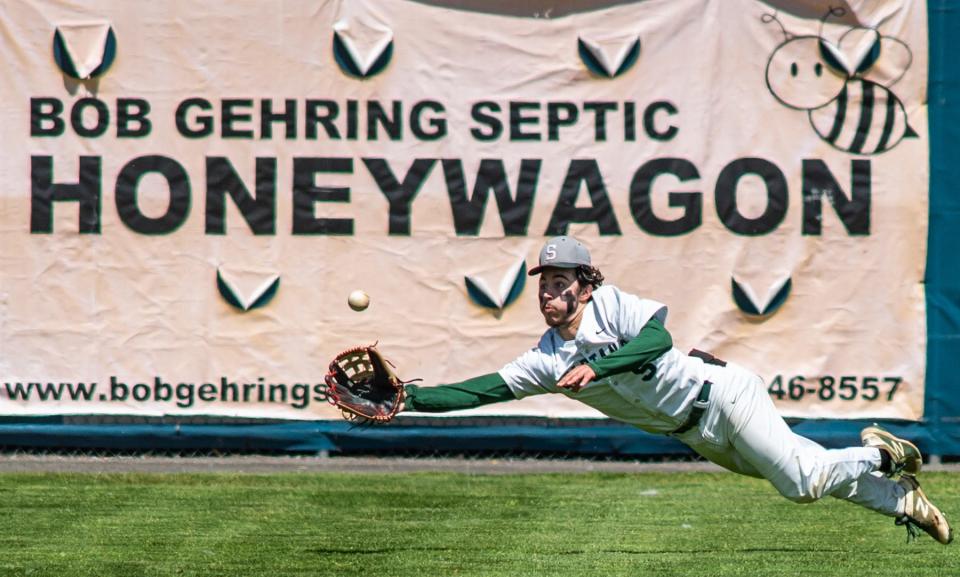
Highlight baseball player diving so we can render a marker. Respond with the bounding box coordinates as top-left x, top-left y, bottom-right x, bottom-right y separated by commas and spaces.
401, 235, 952, 545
